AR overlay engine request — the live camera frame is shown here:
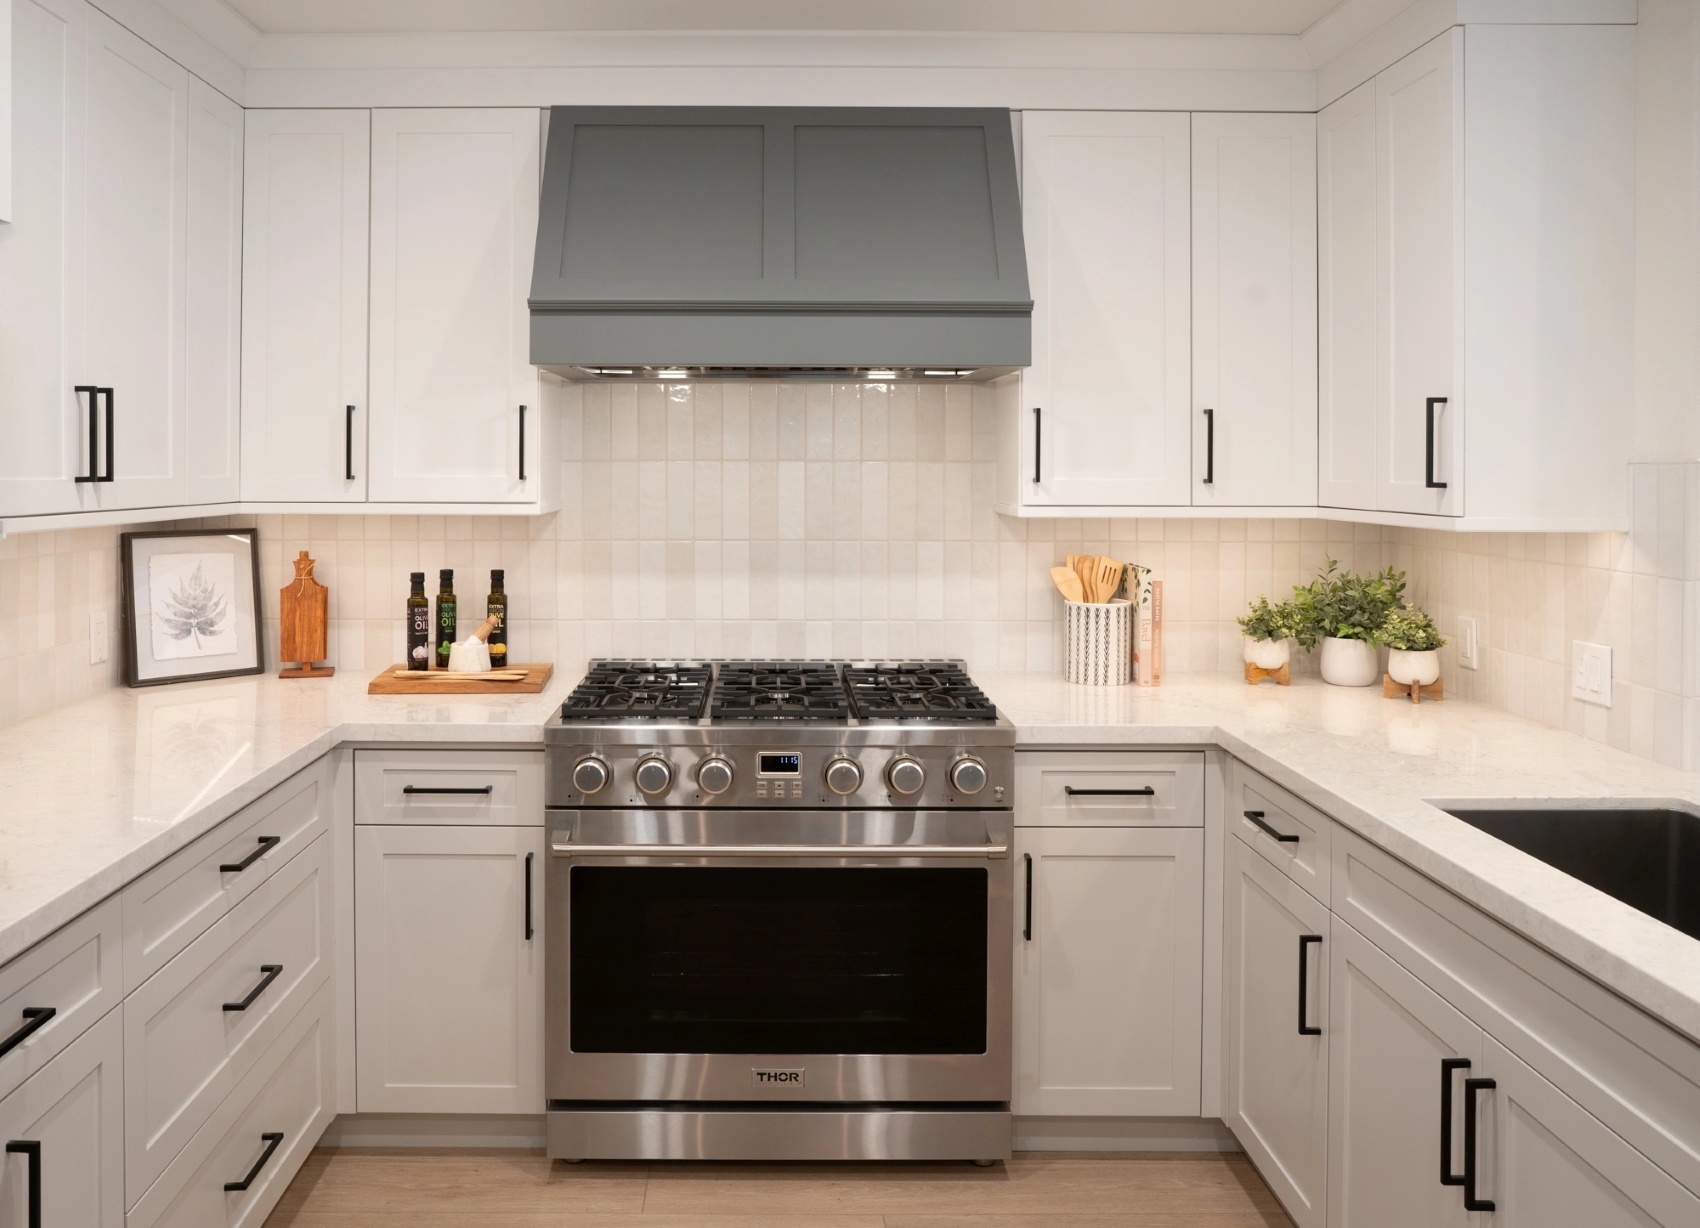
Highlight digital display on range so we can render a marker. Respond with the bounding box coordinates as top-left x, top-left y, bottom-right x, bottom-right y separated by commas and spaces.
759, 753, 801, 775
